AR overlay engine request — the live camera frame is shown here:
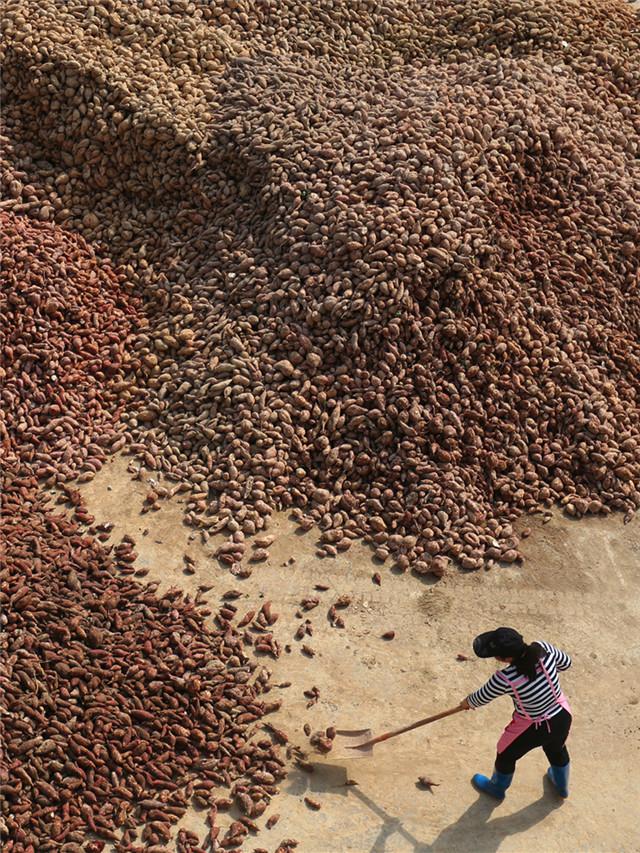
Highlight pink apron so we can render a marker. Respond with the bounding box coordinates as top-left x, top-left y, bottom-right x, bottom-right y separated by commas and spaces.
497, 660, 572, 753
